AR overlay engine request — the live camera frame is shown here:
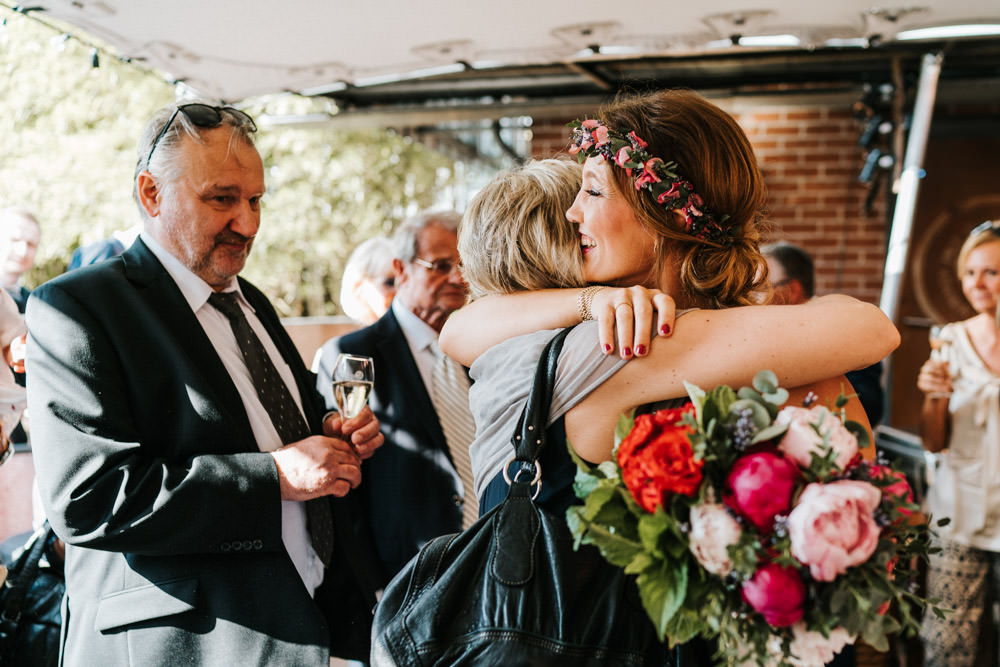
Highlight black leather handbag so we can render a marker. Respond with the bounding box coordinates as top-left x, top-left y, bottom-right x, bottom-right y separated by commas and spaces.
0, 522, 64, 667
371, 327, 672, 666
